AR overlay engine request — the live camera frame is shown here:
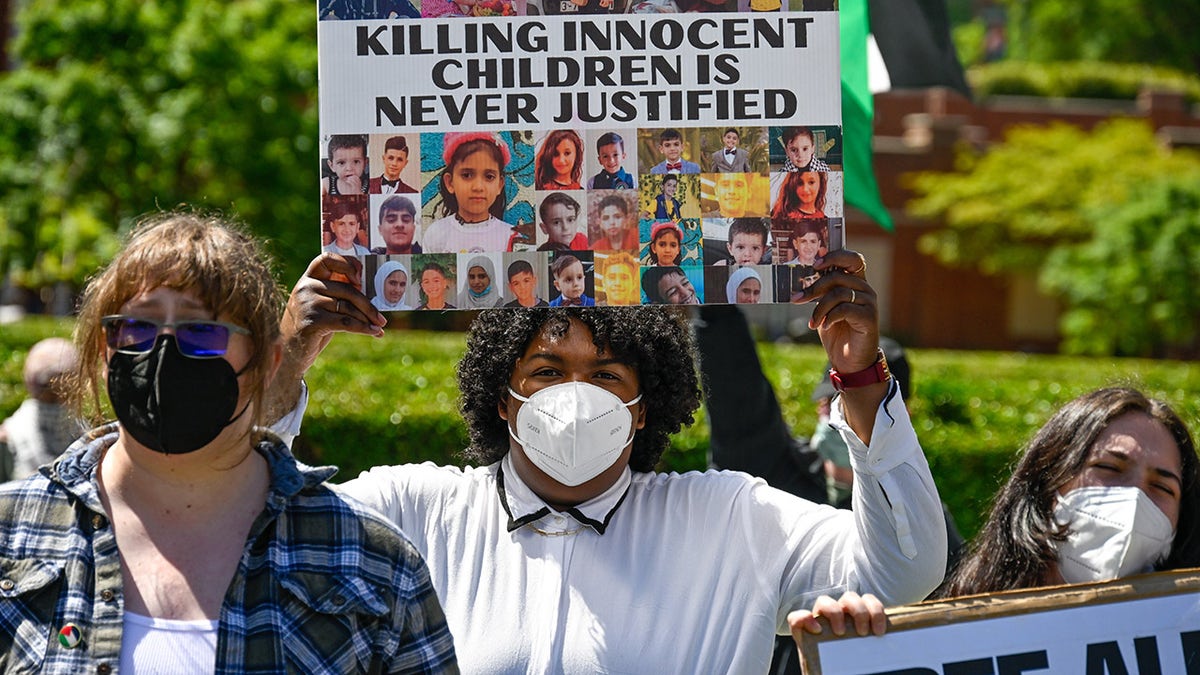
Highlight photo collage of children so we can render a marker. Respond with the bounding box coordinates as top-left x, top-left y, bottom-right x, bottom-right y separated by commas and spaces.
319, 126, 844, 311
319, 0, 836, 19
